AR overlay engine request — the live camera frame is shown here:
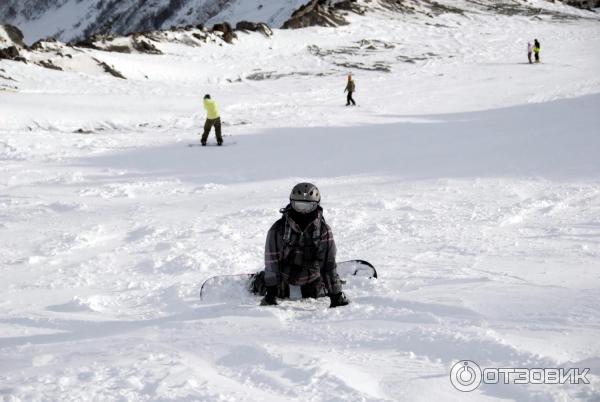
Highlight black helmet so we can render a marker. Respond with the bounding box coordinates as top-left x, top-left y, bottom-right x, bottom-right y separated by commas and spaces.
290, 182, 320, 214
204, 94, 211, 99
